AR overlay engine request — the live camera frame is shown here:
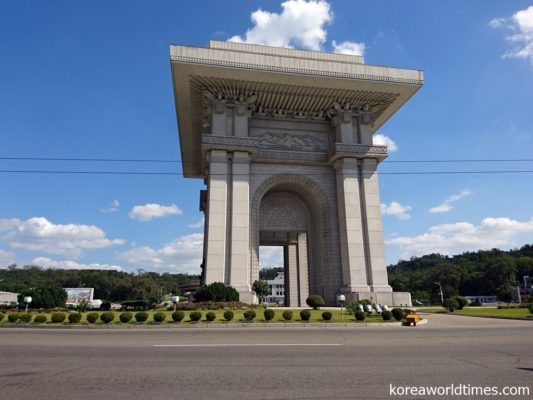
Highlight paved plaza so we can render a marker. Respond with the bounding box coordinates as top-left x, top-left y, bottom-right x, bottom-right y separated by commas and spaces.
0, 313, 531, 399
